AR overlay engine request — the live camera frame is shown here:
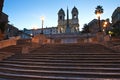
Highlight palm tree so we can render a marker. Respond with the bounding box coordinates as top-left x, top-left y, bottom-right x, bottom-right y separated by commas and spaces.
95, 5, 103, 15
95, 5, 104, 32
